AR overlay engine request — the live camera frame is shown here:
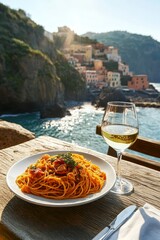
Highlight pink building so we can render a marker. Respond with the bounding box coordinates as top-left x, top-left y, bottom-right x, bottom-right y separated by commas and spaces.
128, 75, 149, 90
85, 69, 107, 88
